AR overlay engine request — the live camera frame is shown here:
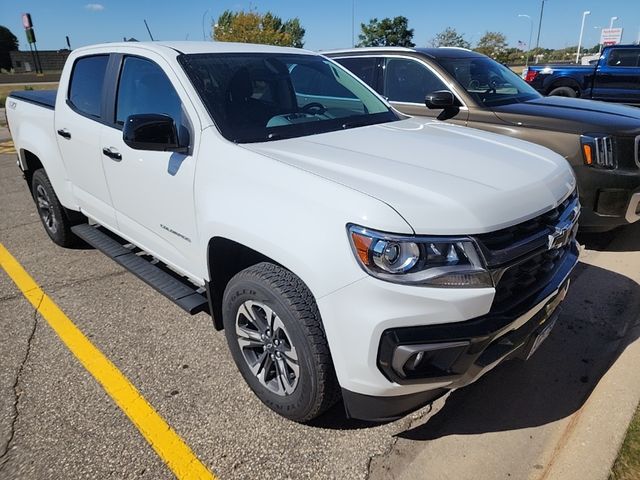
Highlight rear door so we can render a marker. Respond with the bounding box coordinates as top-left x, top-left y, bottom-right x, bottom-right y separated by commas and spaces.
592, 48, 640, 104
54, 54, 117, 228
99, 53, 200, 277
